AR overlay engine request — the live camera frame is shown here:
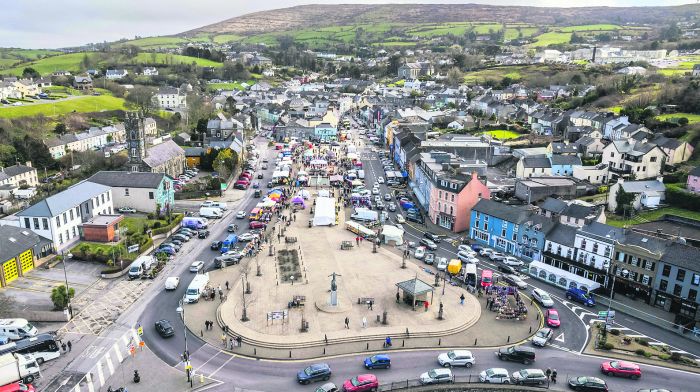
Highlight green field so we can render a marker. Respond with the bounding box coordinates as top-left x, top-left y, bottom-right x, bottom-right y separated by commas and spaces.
1, 53, 96, 76
461, 64, 556, 84
116, 36, 188, 49
207, 81, 254, 91
131, 53, 223, 67
212, 34, 244, 44
479, 130, 522, 140
560, 24, 622, 32
0, 95, 127, 118
656, 112, 700, 124
606, 207, 700, 228
530, 31, 572, 47
504, 27, 539, 41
